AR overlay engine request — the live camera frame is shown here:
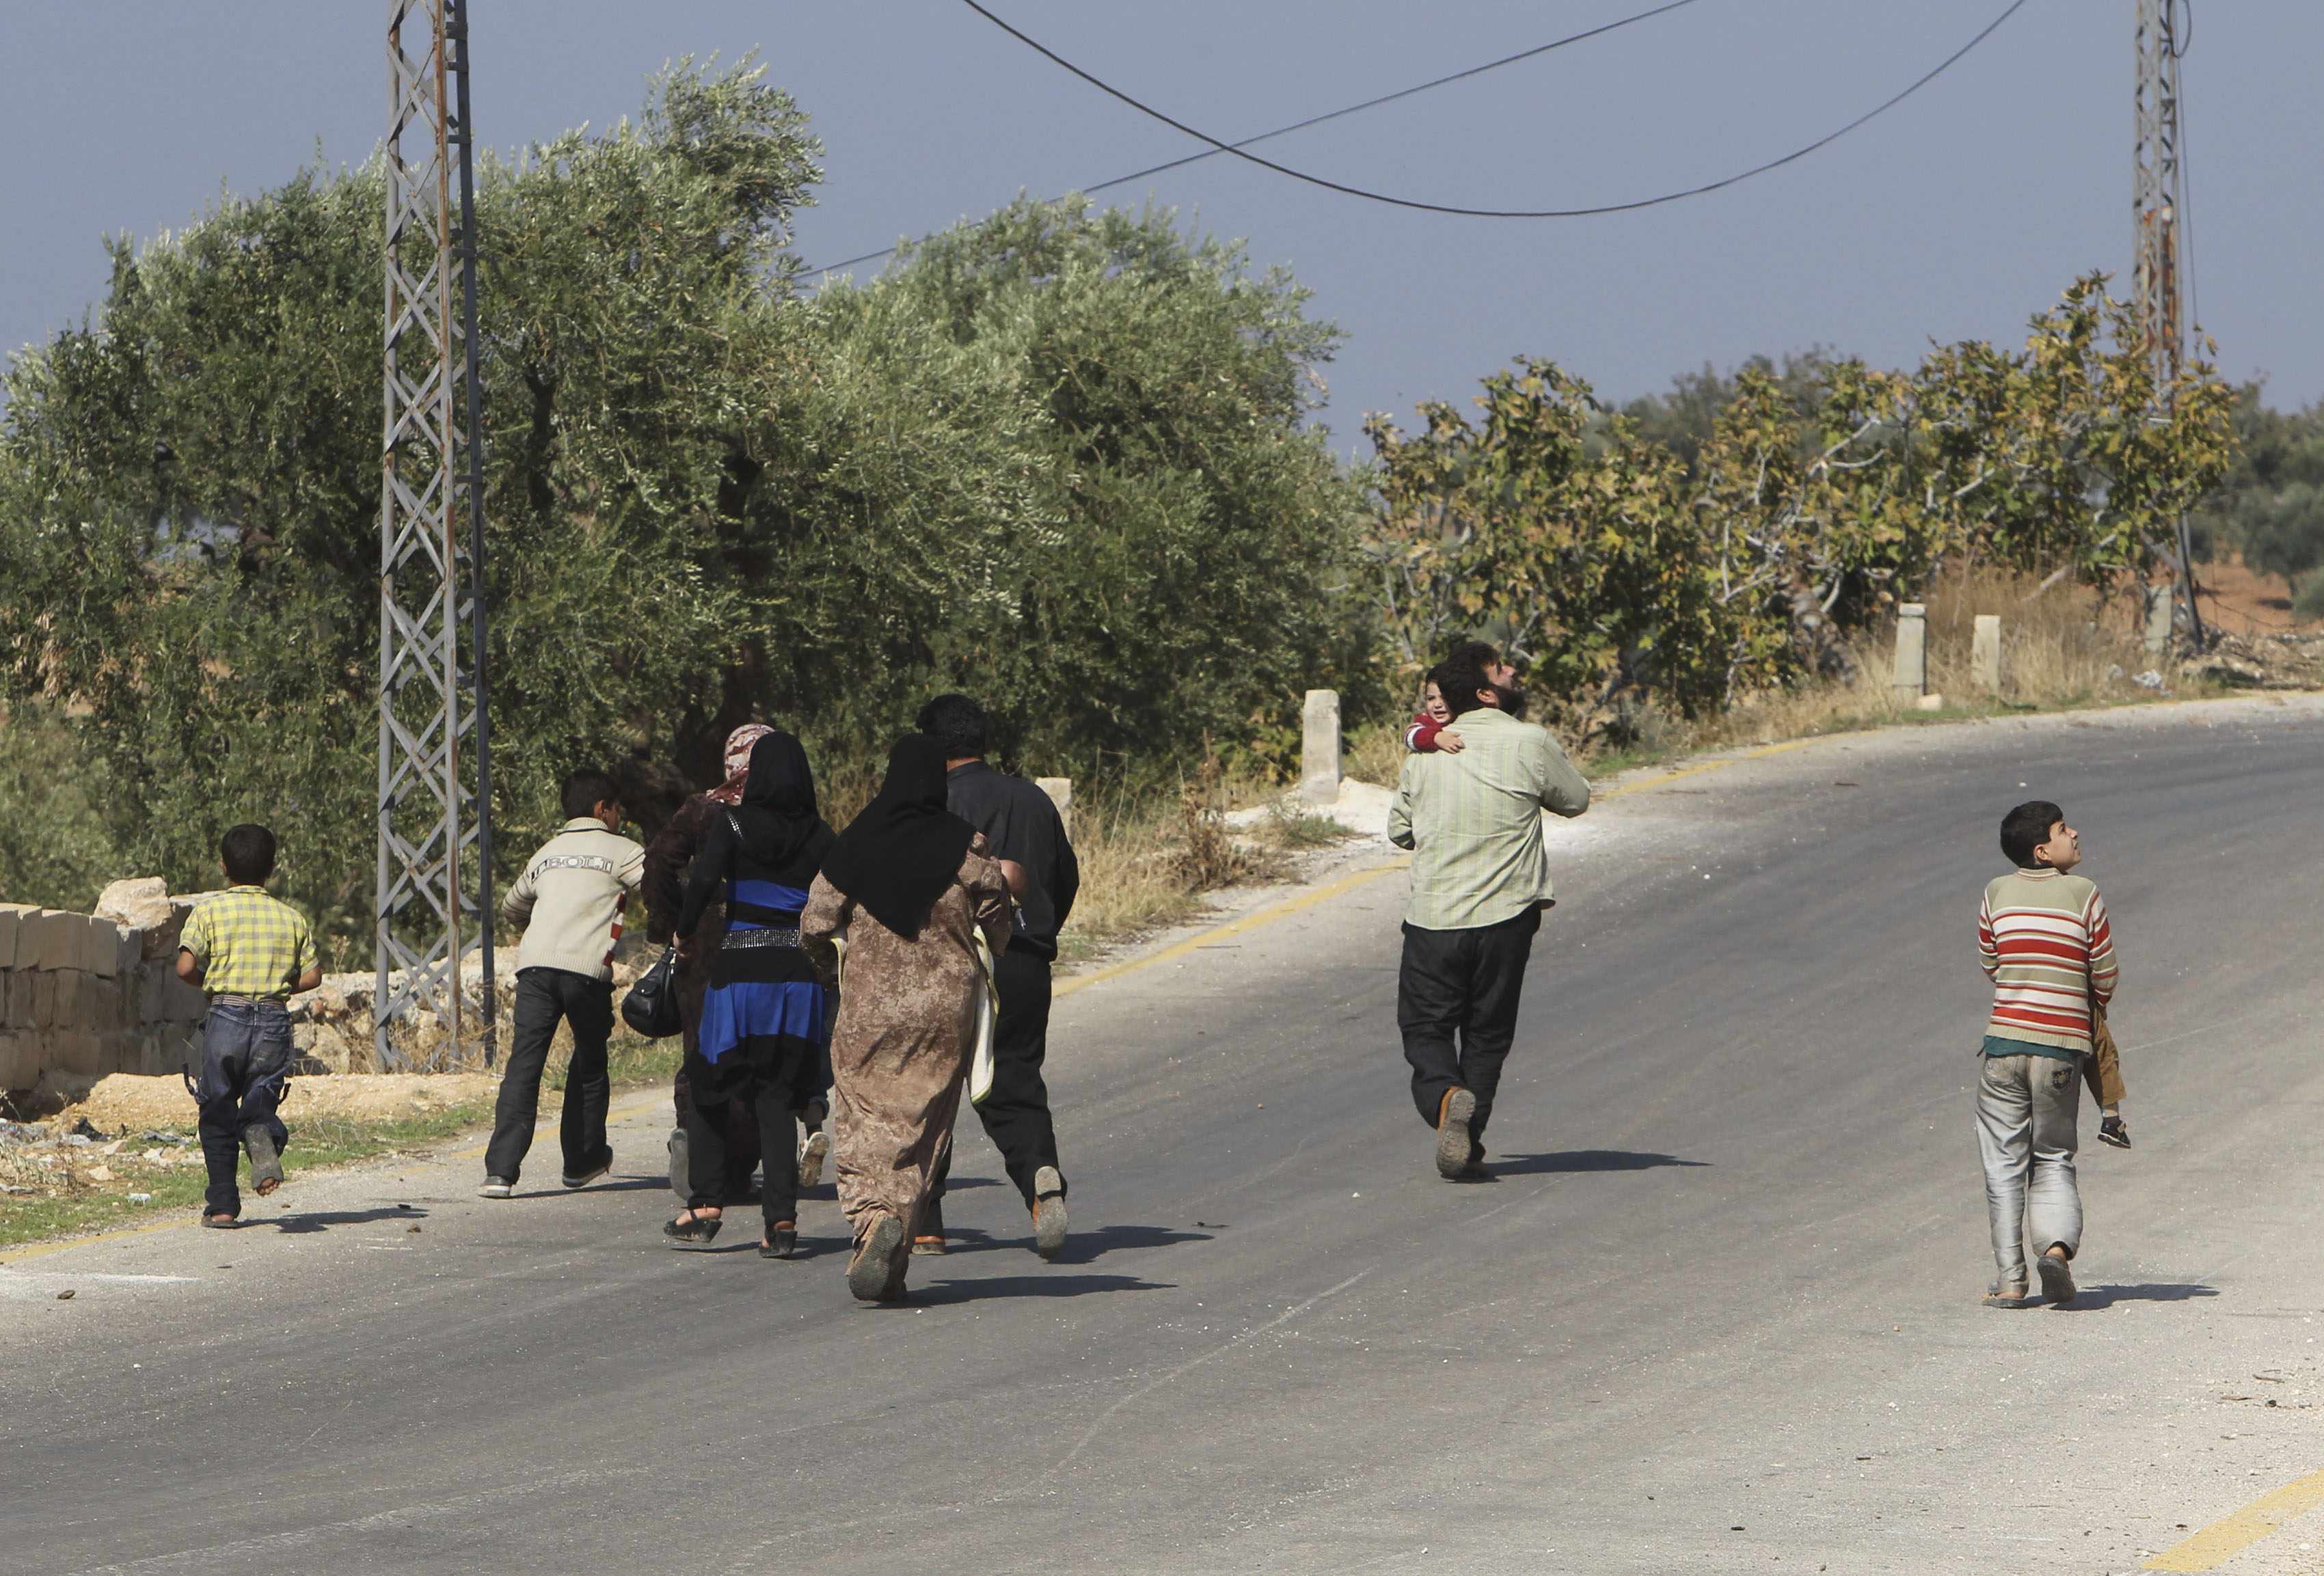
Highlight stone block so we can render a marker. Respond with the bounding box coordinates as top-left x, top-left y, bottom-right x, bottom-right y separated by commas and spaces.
1971, 614, 2001, 691
93, 1031, 142, 1078
1300, 689, 1342, 805
96, 876, 173, 934
0, 904, 33, 970
47, 1028, 103, 1076
81, 918, 130, 979
1036, 777, 1074, 840
3, 970, 33, 1031
18, 909, 79, 970
0, 1033, 32, 1092
31, 970, 58, 1030
1891, 603, 1928, 700
139, 962, 208, 1024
